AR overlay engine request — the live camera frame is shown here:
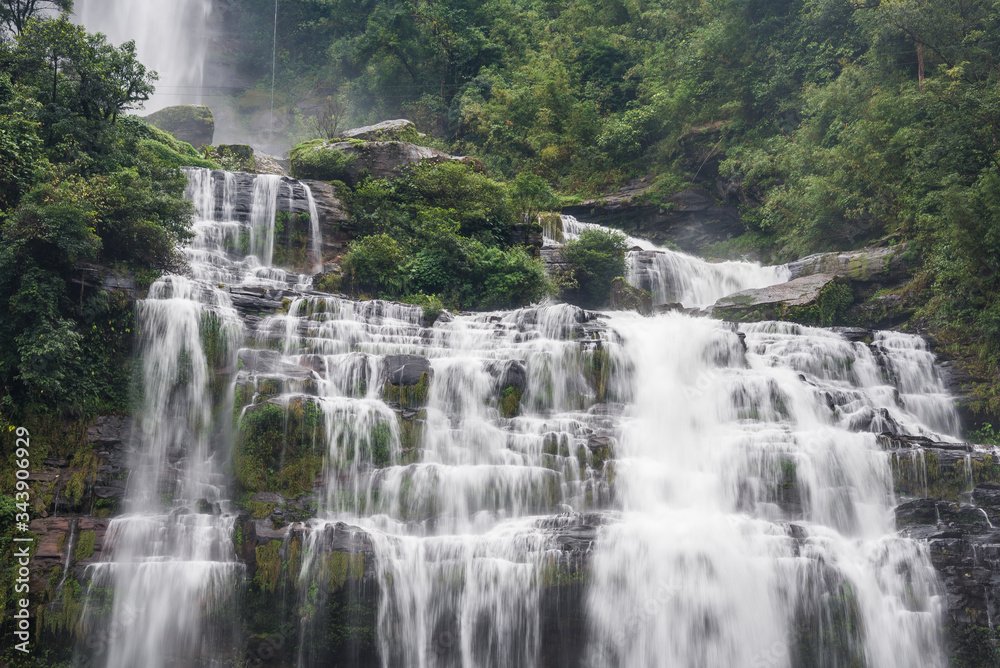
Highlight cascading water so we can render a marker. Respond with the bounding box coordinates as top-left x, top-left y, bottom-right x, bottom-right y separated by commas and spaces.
77, 168, 324, 667
73, 0, 213, 112
80, 167, 960, 667
554, 215, 790, 308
